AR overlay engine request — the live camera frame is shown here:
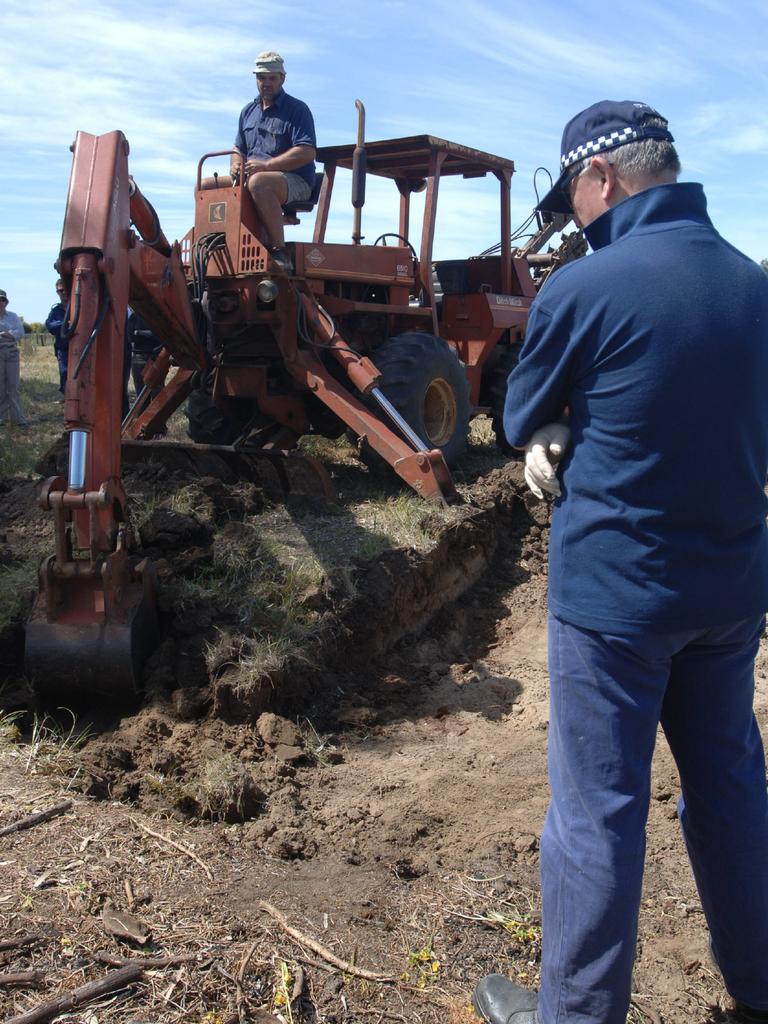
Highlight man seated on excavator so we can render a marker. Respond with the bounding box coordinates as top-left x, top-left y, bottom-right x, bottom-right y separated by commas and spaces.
230, 50, 316, 275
